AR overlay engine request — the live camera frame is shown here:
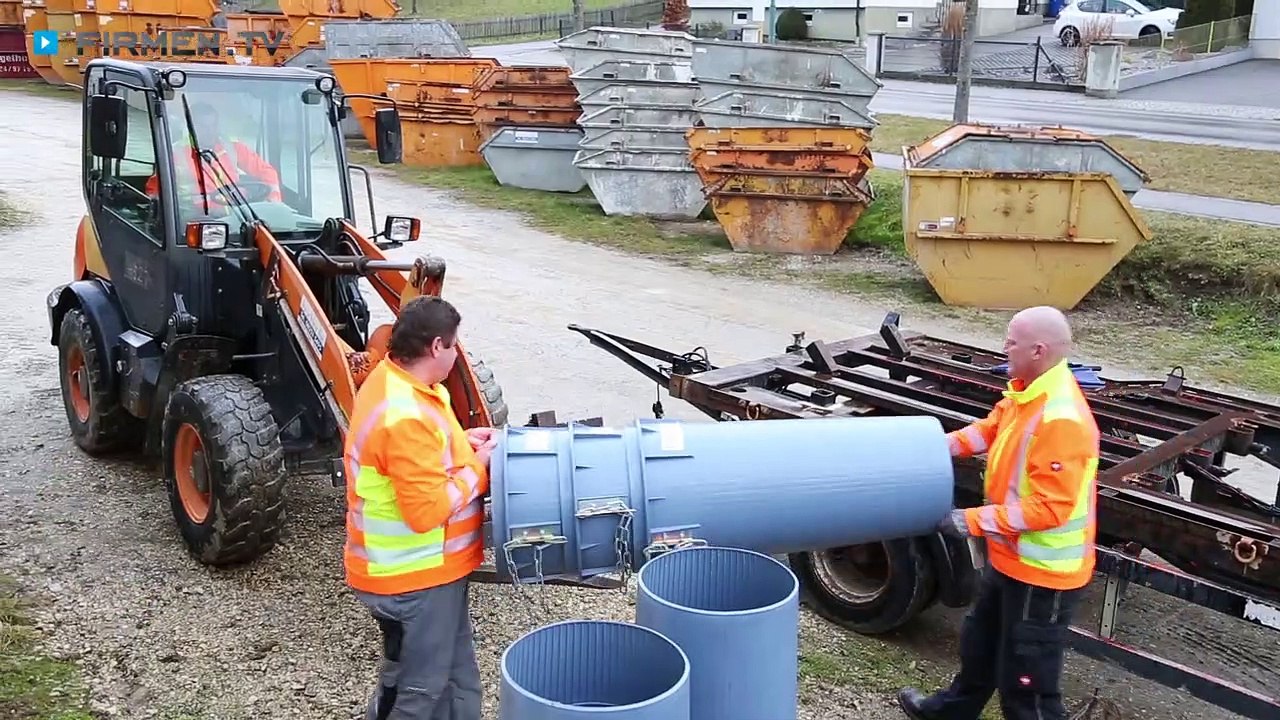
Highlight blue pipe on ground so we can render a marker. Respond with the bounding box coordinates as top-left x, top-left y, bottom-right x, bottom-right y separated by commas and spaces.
636, 546, 800, 720
499, 619, 691, 719
490, 415, 954, 583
